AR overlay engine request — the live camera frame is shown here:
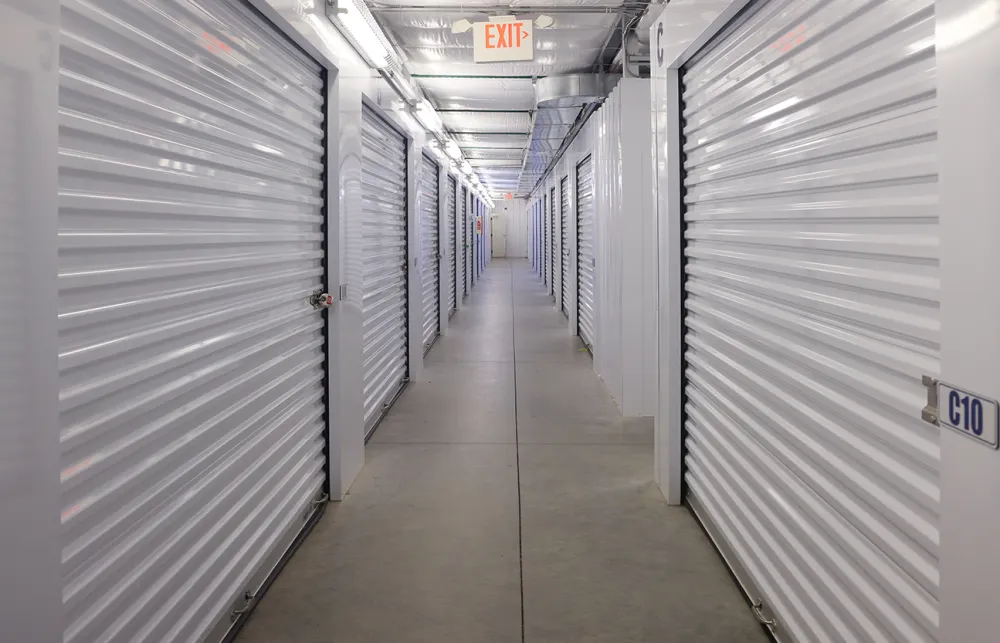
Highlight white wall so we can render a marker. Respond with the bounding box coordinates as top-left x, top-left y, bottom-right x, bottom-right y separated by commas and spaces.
938, 0, 1000, 640
528, 79, 656, 418
0, 1, 63, 640
496, 198, 527, 257
592, 79, 656, 418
